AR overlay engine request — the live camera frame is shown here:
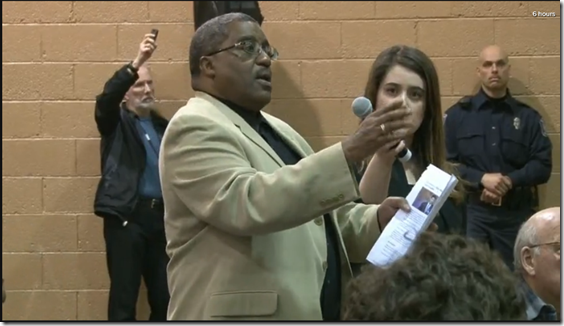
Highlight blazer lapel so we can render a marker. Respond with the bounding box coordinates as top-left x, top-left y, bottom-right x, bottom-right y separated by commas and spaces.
195, 92, 285, 167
